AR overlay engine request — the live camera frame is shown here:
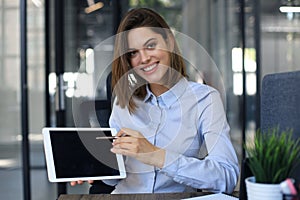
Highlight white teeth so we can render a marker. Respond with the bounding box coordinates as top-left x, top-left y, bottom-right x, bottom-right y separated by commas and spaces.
142, 64, 156, 72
